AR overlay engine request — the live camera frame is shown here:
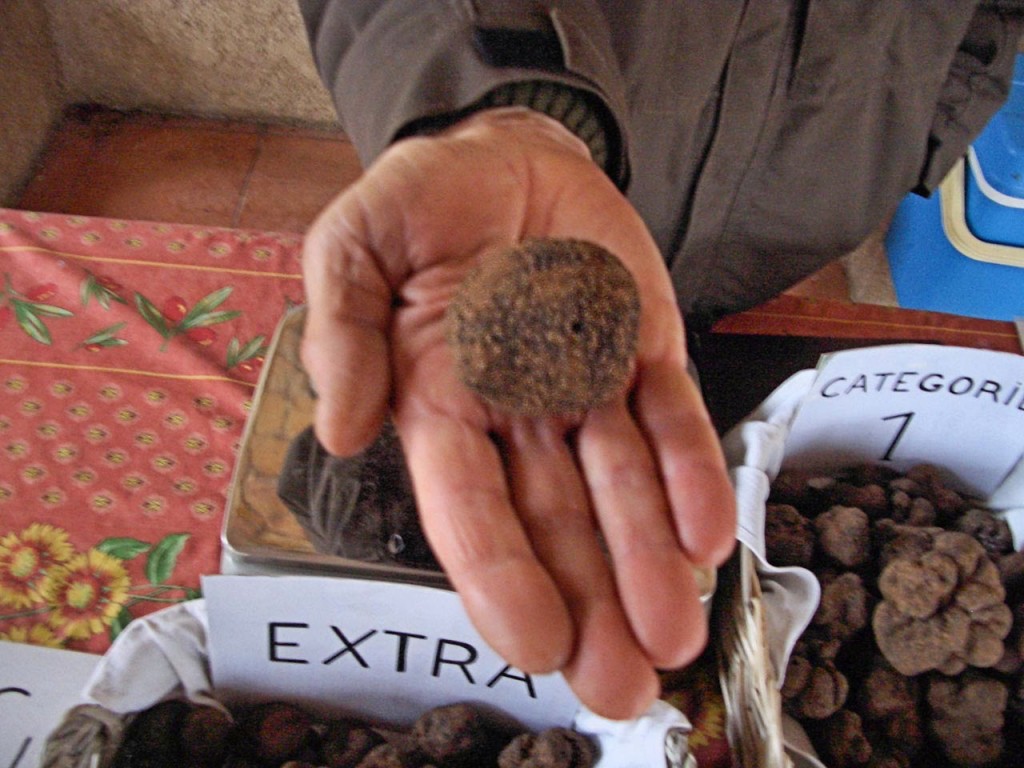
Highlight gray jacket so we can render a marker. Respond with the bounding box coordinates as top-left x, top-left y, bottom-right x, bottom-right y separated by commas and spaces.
298, 1, 1024, 324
